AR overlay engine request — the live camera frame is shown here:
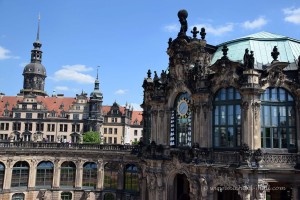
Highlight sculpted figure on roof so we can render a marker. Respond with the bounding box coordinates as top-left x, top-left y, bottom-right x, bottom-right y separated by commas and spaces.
178, 10, 188, 36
